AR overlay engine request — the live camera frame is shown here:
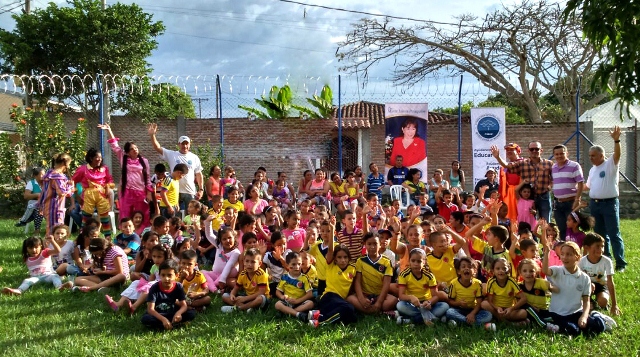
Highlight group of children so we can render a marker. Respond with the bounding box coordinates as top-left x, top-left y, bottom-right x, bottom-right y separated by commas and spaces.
4, 175, 621, 335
